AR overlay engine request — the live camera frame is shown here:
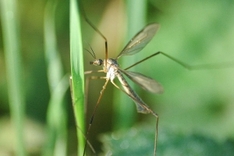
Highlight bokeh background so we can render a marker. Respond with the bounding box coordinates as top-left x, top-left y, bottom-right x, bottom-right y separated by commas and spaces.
1, 0, 234, 155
